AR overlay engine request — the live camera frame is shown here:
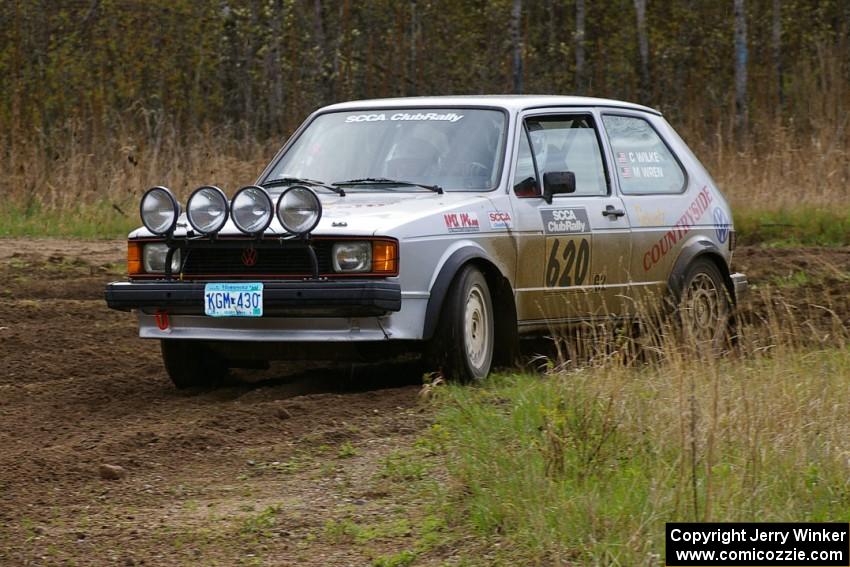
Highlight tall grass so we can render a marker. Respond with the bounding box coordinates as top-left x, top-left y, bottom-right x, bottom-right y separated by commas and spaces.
690, 118, 850, 212
429, 291, 850, 565
1, 122, 276, 237
1, 110, 848, 240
